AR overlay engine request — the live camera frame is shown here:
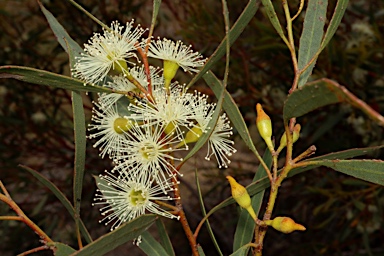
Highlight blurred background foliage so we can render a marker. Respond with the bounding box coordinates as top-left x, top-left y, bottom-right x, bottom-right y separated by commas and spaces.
0, 0, 383, 255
